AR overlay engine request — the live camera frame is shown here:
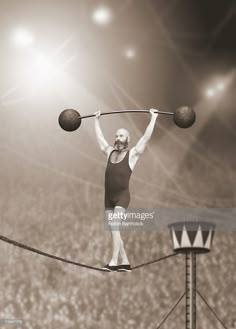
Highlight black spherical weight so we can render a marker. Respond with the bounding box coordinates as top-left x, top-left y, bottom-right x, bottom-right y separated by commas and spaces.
173, 106, 196, 128
58, 109, 82, 132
